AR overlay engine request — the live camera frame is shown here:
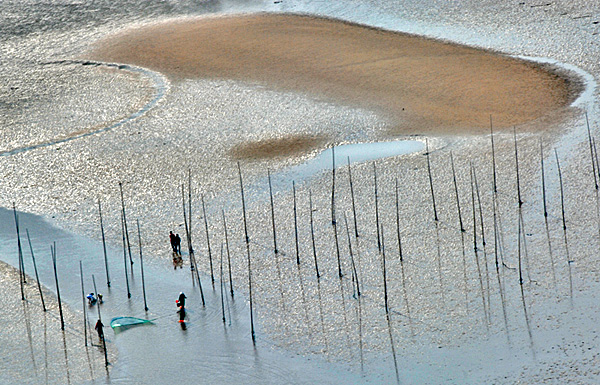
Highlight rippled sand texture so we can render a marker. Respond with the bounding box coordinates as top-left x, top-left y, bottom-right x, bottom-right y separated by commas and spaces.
0, 262, 114, 384
89, 13, 578, 135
